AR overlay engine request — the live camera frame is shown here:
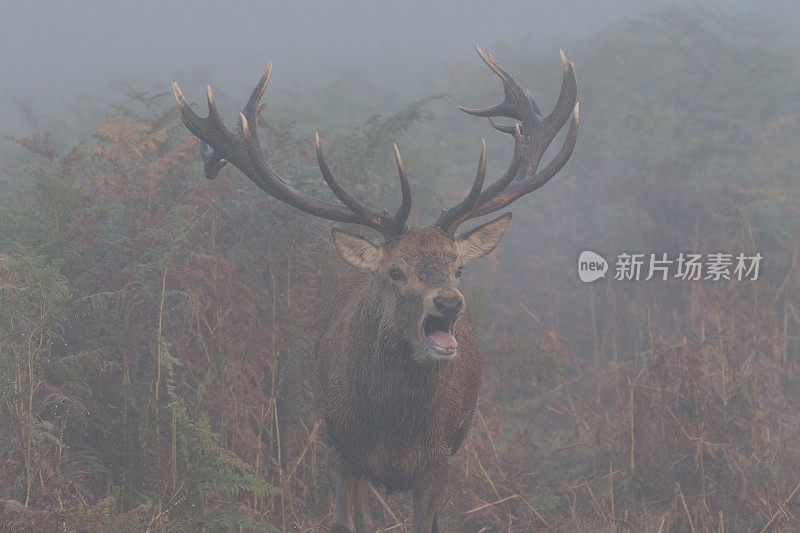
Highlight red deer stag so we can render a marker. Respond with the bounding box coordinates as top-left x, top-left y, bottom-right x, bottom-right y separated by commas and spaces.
172, 45, 578, 533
